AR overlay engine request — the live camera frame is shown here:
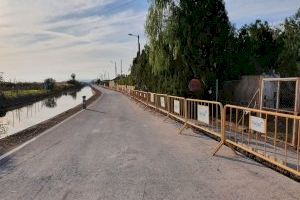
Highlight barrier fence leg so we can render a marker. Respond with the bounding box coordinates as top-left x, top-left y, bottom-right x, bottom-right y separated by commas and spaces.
213, 107, 225, 156
212, 141, 224, 156
178, 122, 187, 134
212, 107, 237, 156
